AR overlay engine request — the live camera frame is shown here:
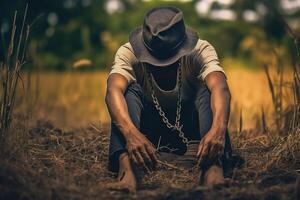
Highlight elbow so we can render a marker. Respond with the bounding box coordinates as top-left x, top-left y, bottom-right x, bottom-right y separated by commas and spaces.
105, 86, 123, 106
225, 86, 231, 102
218, 84, 231, 102
105, 87, 112, 106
